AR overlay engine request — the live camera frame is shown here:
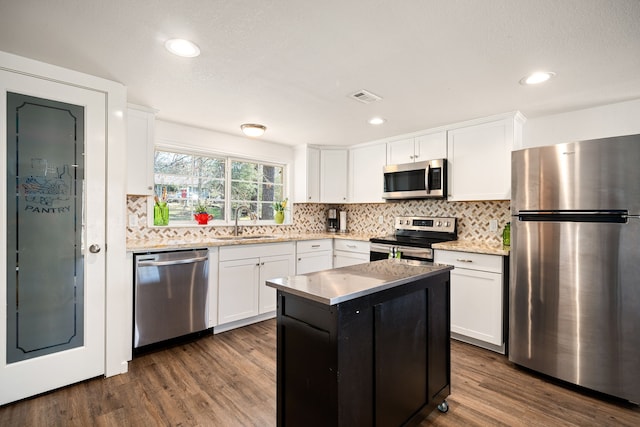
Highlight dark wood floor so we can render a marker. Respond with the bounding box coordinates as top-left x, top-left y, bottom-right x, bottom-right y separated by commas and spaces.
1, 319, 638, 426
